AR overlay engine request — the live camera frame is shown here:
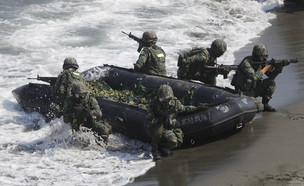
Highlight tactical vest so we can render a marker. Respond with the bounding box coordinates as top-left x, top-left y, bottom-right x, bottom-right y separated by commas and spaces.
231, 56, 262, 91
54, 69, 84, 100
144, 45, 166, 76
177, 47, 214, 81
177, 47, 207, 67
